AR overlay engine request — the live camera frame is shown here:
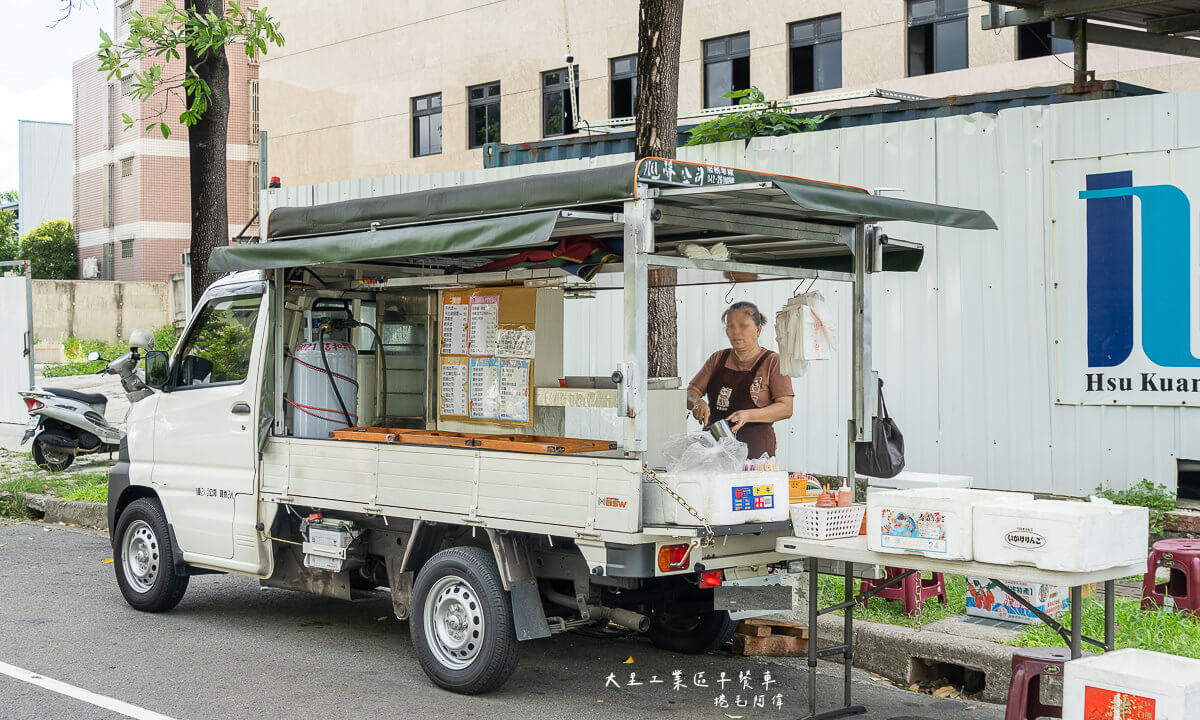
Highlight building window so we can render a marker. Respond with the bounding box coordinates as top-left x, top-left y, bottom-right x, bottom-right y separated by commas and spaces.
248, 79, 260, 143
411, 93, 442, 157
542, 67, 579, 137
703, 32, 750, 108
103, 163, 115, 228
789, 15, 842, 94
121, 75, 133, 97
467, 81, 501, 148
102, 243, 115, 281
1017, 20, 1073, 59
121, 238, 133, 258
610, 55, 637, 119
248, 160, 260, 217
118, 0, 133, 29
120, 157, 133, 177
106, 84, 117, 149
907, 0, 968, 76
